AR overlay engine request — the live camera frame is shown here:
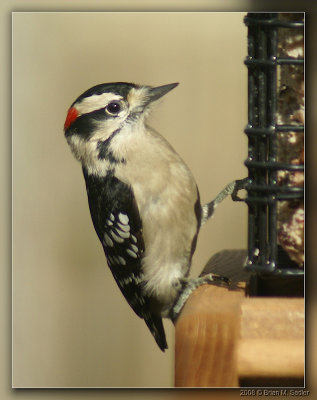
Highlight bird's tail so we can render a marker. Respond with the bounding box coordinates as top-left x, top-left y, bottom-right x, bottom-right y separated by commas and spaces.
144, 316, 168, 351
